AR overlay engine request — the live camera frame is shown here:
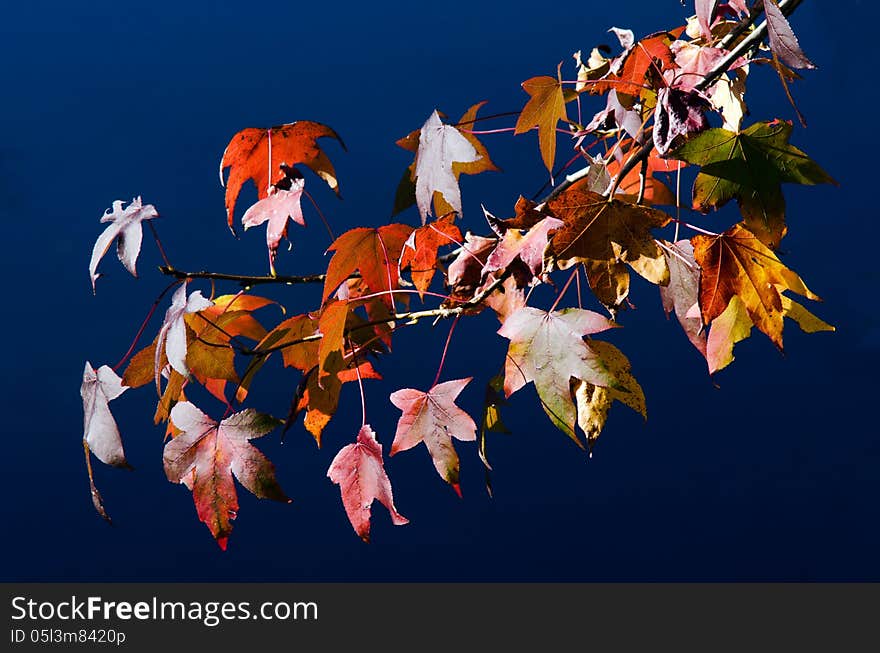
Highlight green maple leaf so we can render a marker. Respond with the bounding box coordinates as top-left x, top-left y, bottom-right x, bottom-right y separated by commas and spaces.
672, 120, 836, 248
